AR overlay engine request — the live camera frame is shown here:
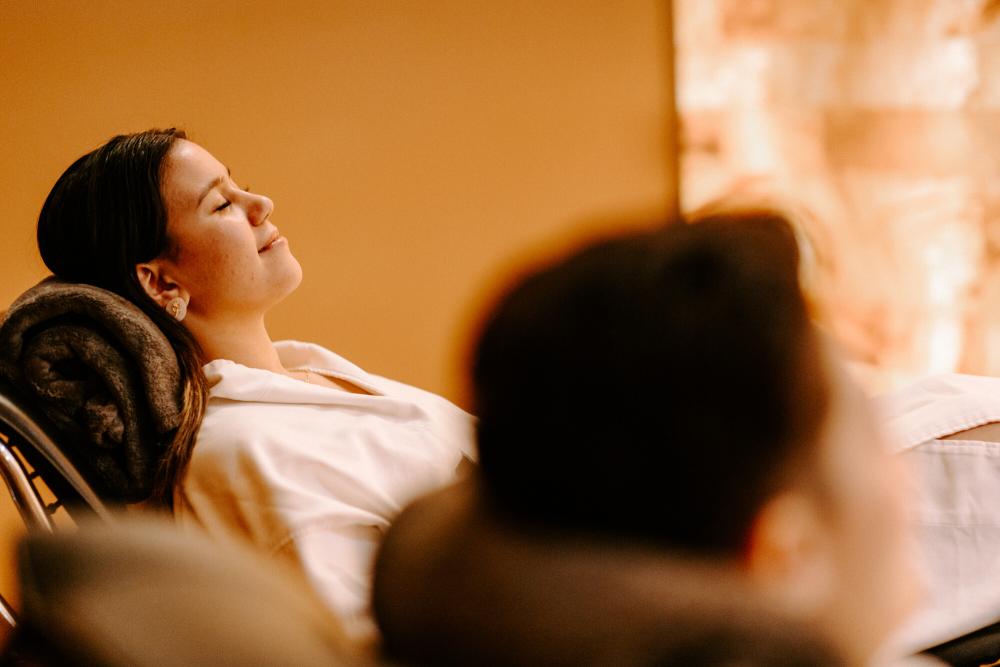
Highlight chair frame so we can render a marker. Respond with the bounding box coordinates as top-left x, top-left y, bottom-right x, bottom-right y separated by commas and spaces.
0, 378, 115, 630
0, 442, 52, 532
0, 379, 112, 523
